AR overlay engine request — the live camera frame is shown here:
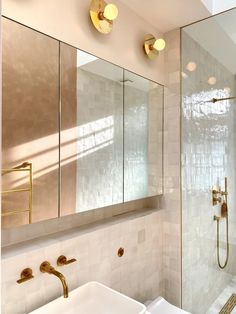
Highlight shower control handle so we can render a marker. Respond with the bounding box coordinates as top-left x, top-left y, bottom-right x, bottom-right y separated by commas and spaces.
213, 196, 222, 204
